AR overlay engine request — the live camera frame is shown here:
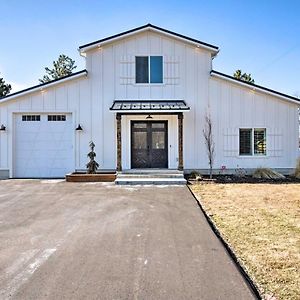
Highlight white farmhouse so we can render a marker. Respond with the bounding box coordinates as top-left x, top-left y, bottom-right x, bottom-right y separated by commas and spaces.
0, 24, 299, 180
